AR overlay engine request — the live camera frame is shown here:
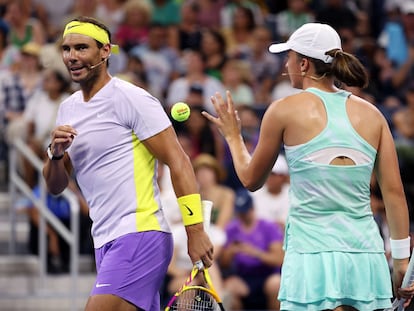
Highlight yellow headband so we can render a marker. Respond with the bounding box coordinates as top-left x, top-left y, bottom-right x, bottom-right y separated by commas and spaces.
63, 21, 119, 54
